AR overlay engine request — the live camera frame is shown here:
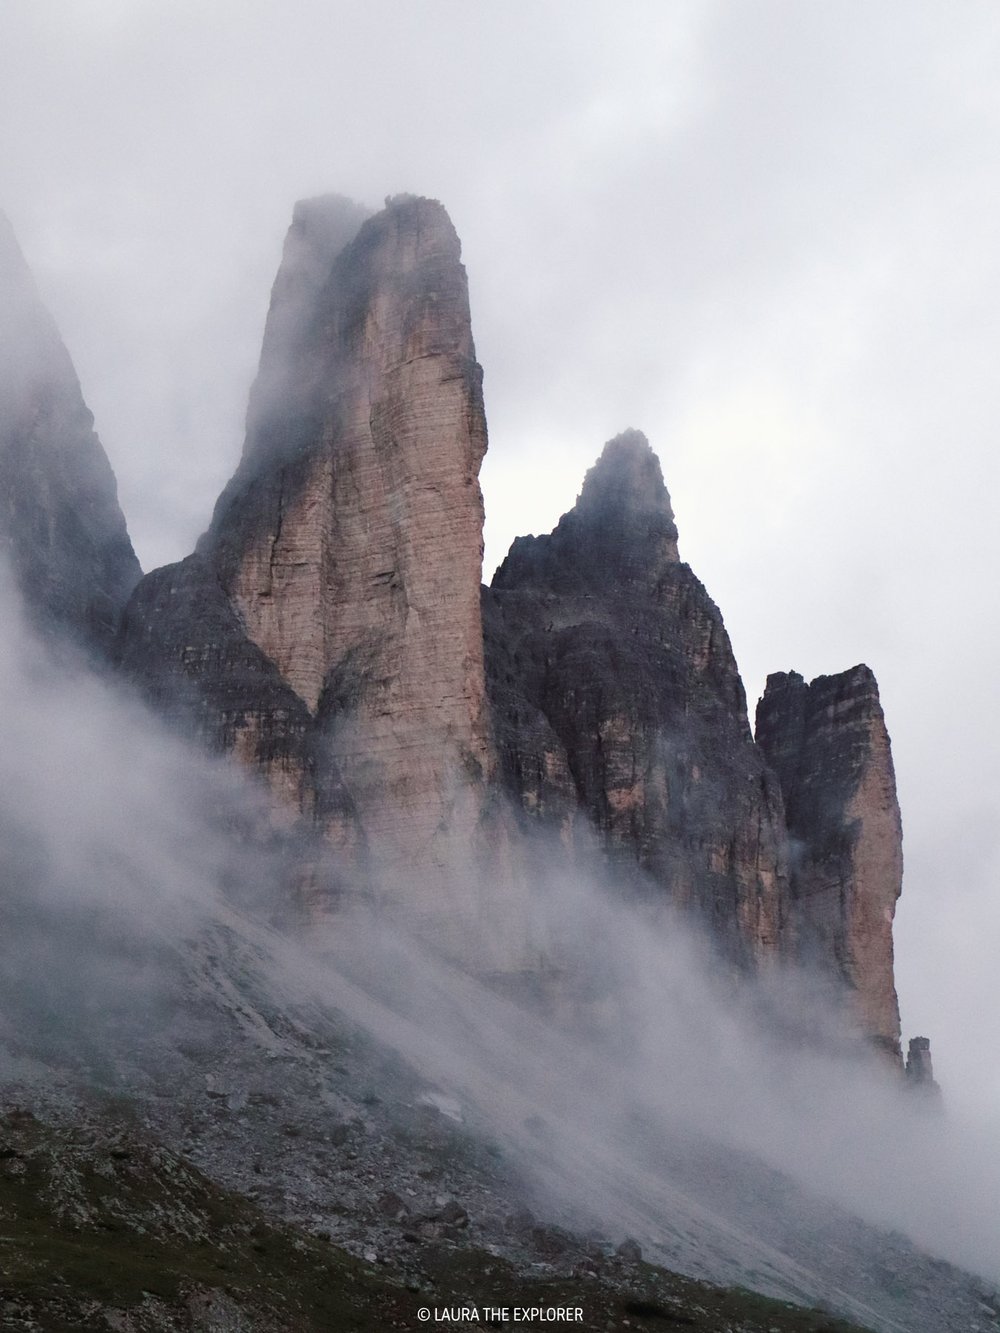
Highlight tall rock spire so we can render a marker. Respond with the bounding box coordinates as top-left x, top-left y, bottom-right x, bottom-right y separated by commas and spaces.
206, 195, 492, 751
0, 213, 140, 652
120, 195, 500, 929
755, 666, 904, 1060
